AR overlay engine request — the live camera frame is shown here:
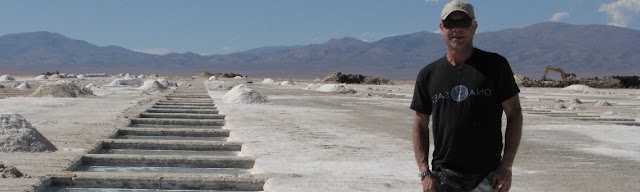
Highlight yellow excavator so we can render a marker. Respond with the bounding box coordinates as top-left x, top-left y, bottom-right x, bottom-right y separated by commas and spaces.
542, 65, 575, 80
